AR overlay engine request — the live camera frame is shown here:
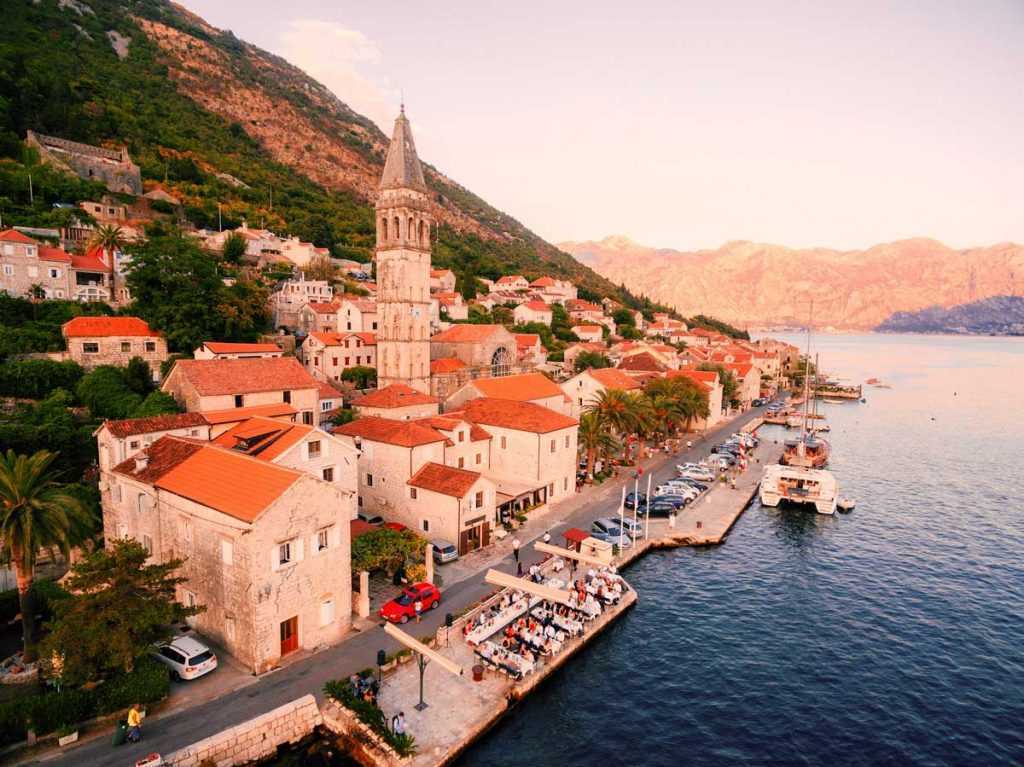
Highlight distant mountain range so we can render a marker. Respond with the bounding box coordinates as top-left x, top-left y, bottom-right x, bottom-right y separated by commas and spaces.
877, 295, 1024, 335
560, 236, 1024, 331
